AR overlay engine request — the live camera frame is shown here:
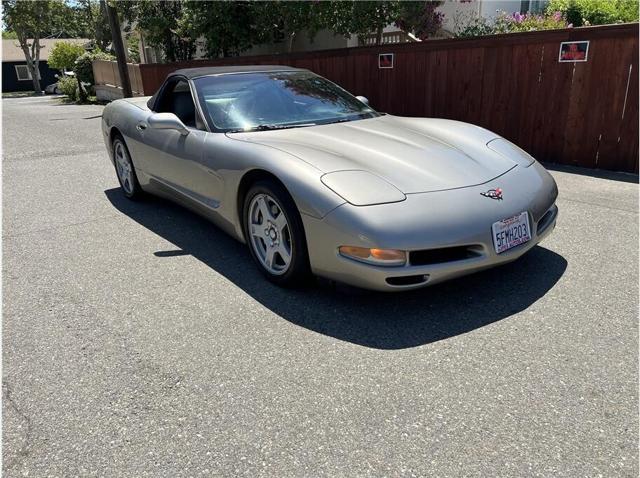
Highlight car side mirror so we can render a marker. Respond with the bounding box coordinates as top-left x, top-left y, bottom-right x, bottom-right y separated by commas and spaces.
355, 95, 369, 106
147, 112, 189, 135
